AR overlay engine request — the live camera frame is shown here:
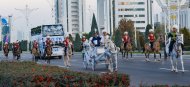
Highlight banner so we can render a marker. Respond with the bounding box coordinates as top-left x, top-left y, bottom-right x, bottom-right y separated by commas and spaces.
1, 18, 8, 26
2, 26, 10, 43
